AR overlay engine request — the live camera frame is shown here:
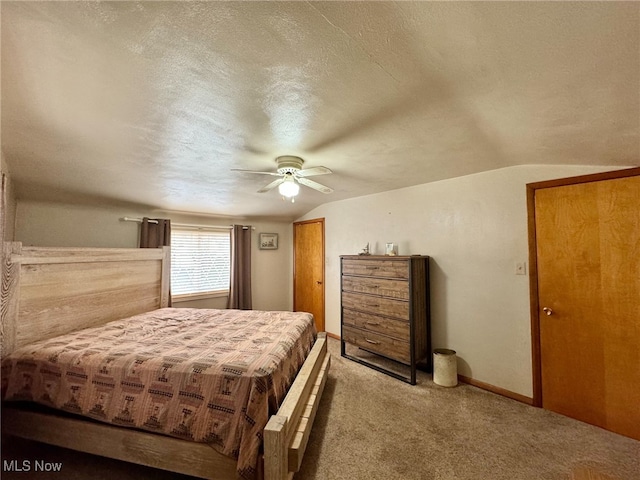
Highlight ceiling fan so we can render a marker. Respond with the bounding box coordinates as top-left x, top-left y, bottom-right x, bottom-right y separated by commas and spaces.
231, 156, 333, 201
